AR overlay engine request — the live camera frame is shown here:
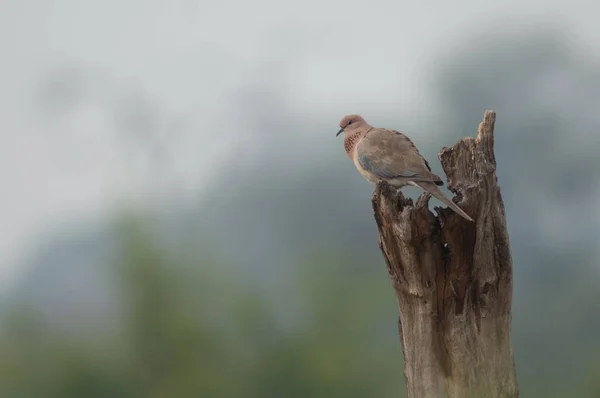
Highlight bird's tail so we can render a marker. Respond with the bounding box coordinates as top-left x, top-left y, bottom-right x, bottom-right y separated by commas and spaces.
411, 181, 474, 222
